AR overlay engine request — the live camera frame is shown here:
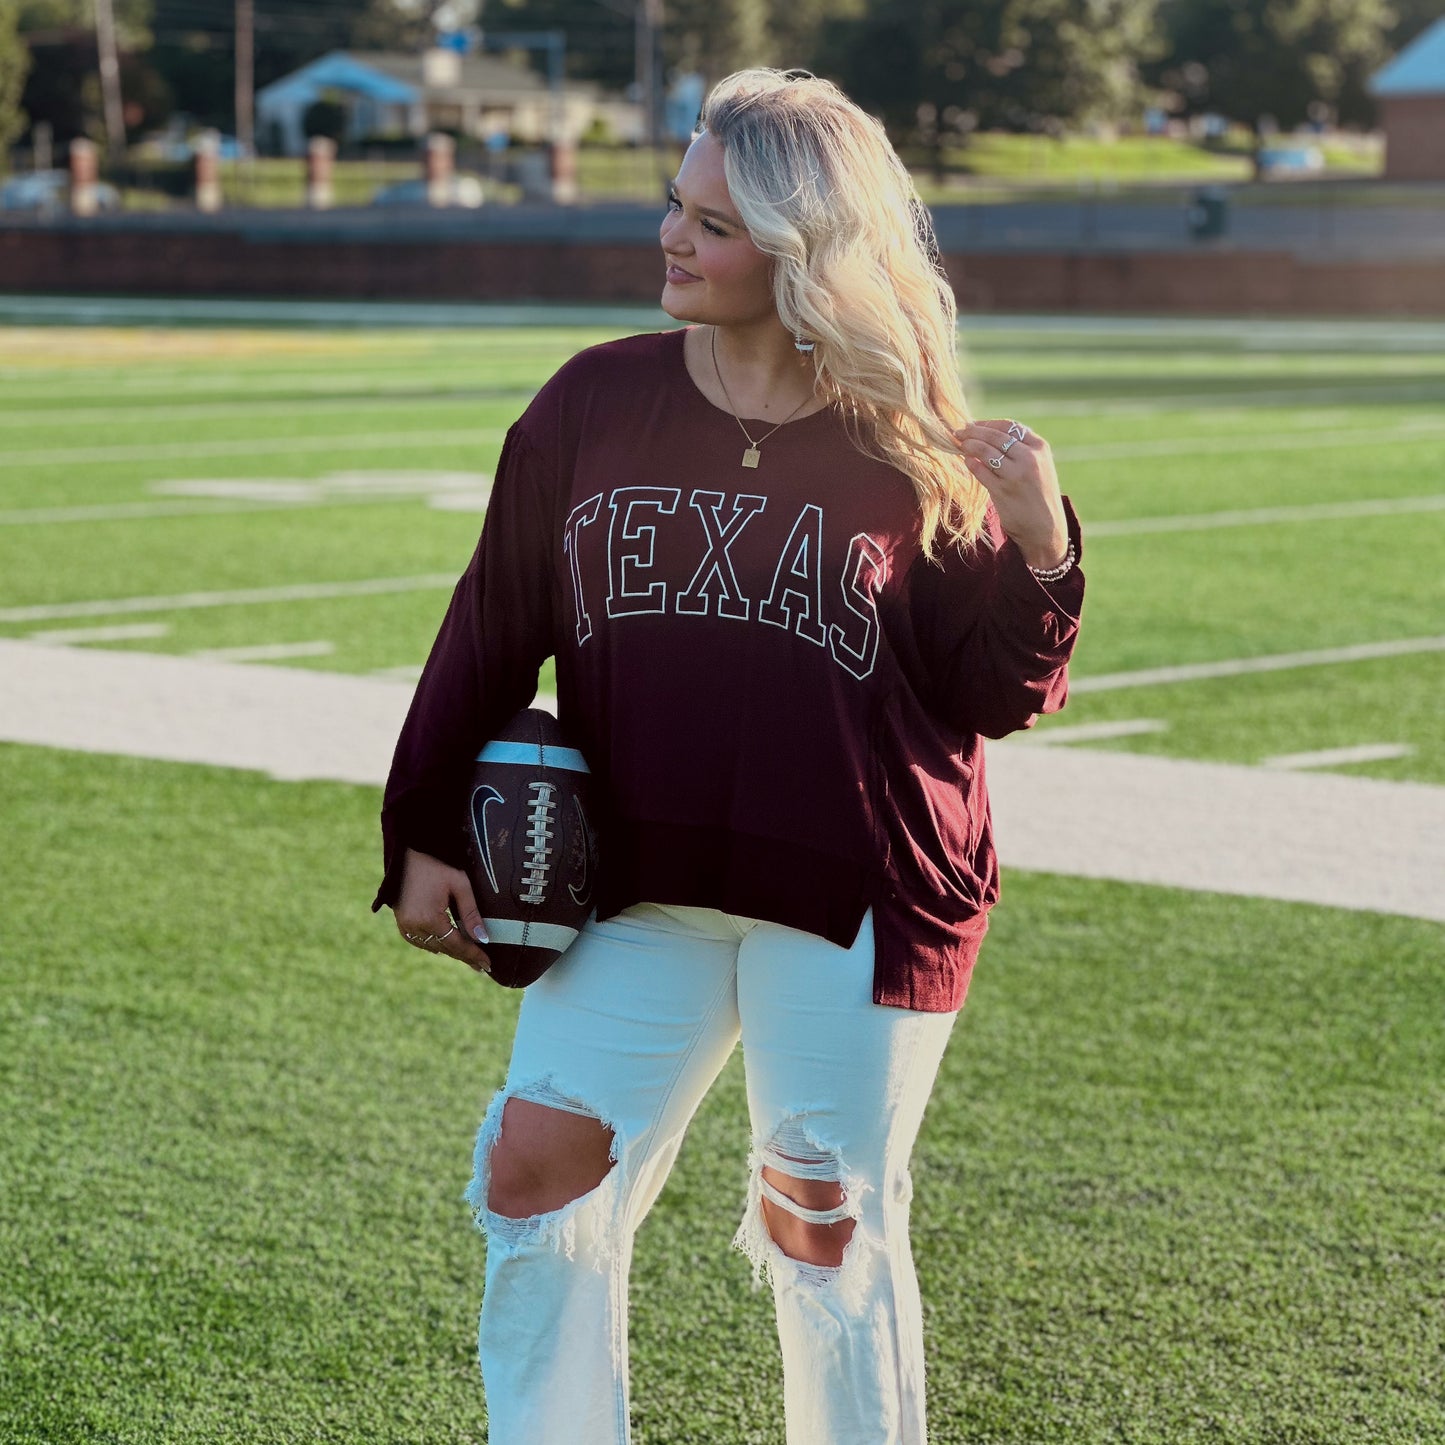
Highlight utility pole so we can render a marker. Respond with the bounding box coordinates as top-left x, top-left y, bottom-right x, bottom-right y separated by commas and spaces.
635, 0, 662, 150
235, 0, 255, 154
93, 0, 126, 157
